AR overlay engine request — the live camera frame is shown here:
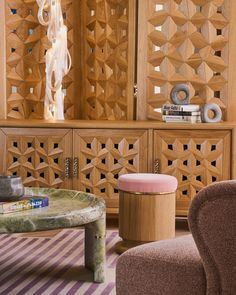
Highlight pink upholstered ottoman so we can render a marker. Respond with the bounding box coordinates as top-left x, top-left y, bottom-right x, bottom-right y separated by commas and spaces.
116, 173, 178, 253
